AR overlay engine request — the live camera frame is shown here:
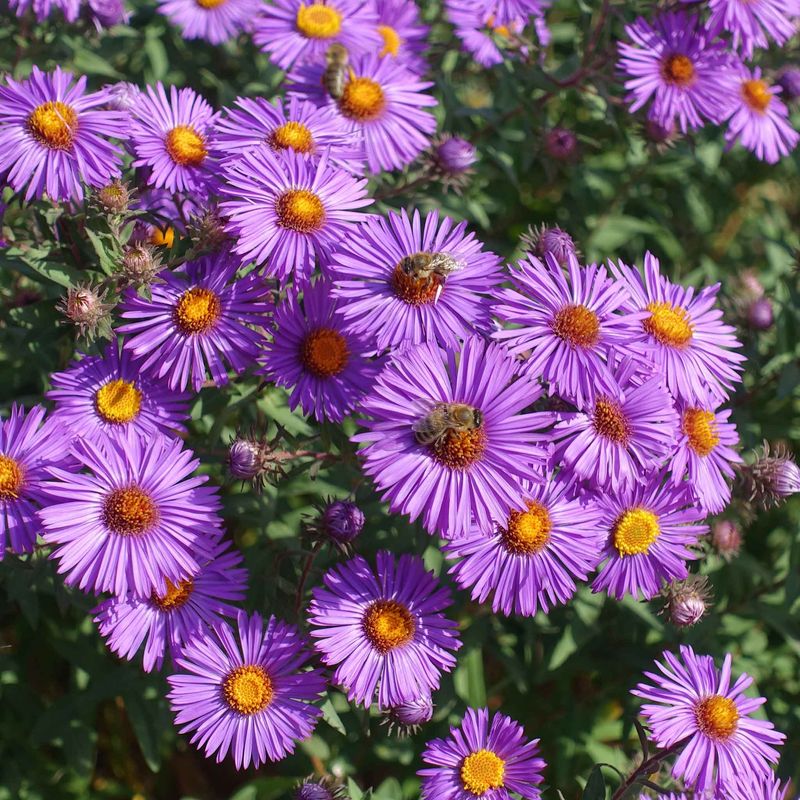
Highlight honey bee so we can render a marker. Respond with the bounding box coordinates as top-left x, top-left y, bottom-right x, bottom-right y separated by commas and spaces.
323, 44, 351, 100
413, 402, 483, 446
399, 251, 465, 303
